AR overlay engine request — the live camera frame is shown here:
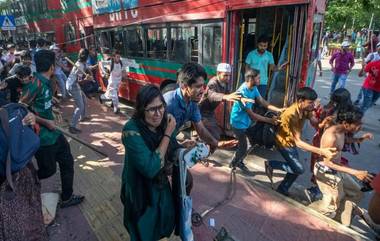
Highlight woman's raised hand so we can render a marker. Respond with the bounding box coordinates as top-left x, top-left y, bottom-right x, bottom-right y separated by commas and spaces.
165, 114, 177, 136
